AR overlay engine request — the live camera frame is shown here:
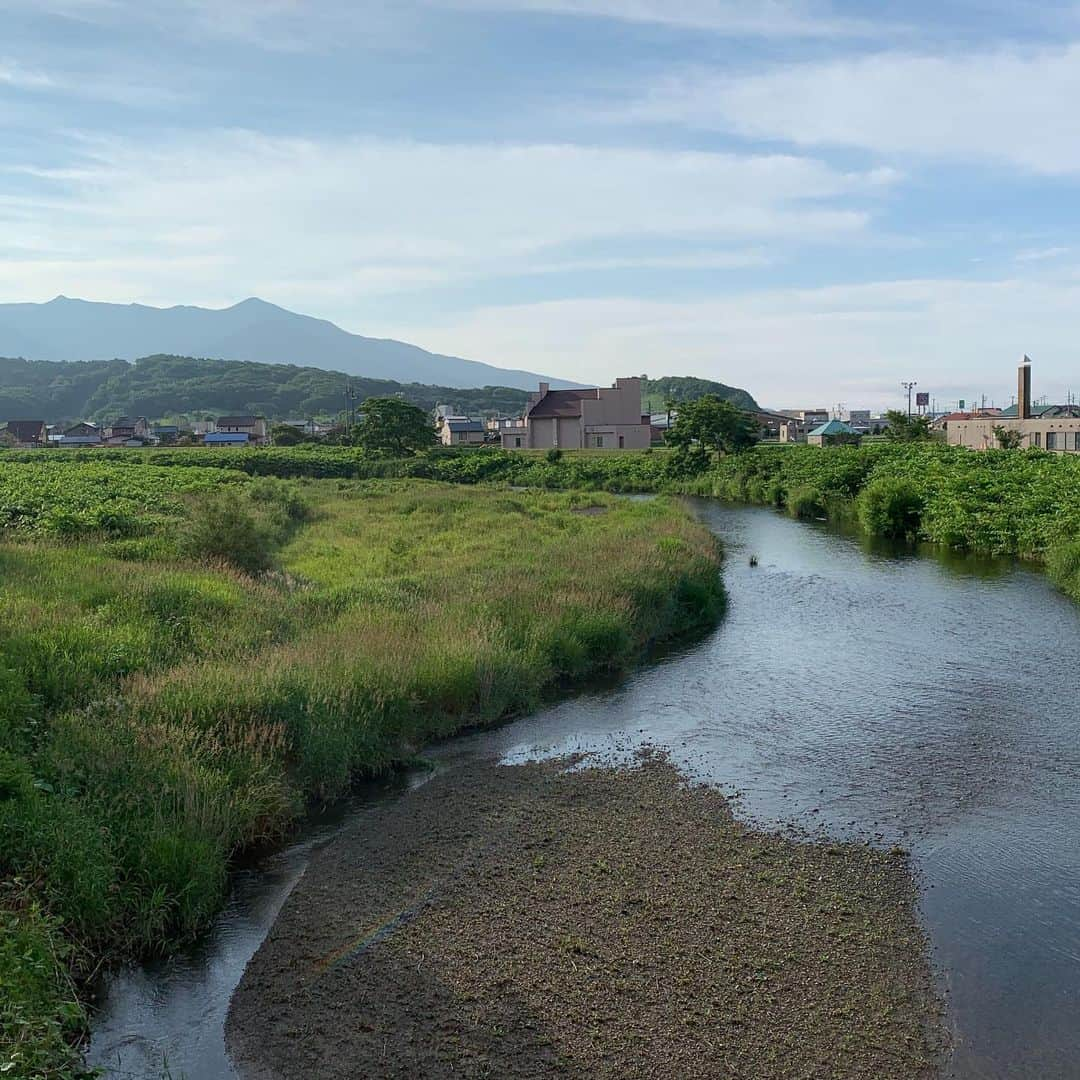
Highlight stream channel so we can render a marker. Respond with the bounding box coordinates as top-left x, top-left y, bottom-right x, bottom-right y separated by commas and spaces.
88, 500, 1080, 1079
